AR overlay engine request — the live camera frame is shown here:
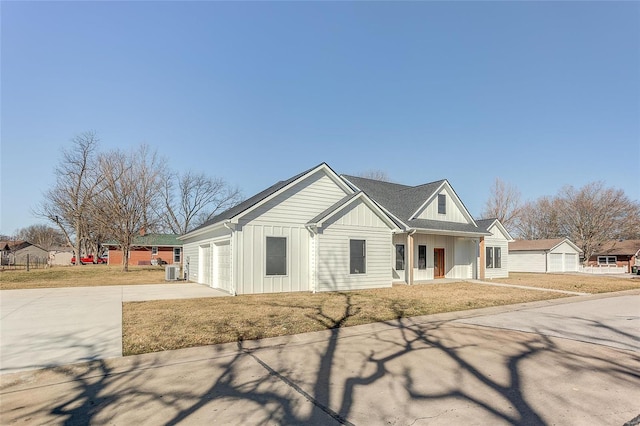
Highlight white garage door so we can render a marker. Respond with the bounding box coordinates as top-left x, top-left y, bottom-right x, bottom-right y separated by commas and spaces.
564, 253, 578, 272
215, 241, 231, 292
199, 245, 211, 285
549, 253, 563, 272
